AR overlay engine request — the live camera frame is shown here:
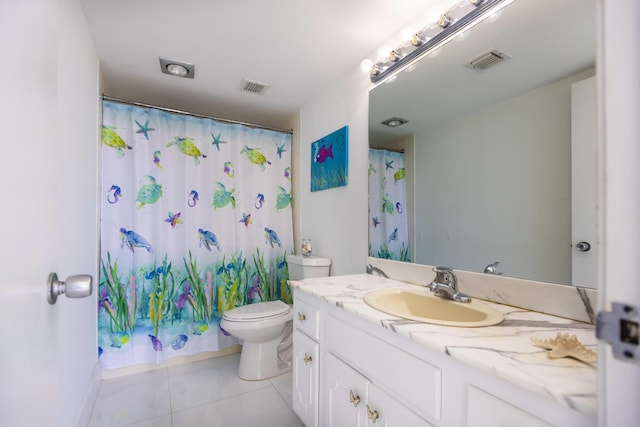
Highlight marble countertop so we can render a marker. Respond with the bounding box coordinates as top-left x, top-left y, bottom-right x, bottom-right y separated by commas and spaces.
291, 273, 597, 417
